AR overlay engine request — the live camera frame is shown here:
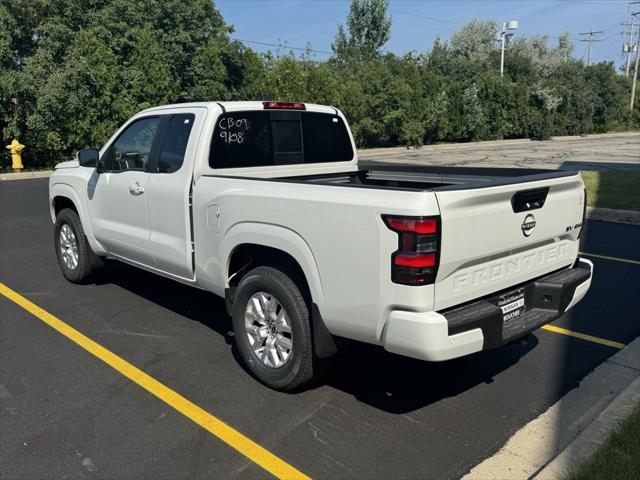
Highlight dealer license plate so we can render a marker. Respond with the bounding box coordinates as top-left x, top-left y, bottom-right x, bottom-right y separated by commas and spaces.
495, 287, 525, 322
